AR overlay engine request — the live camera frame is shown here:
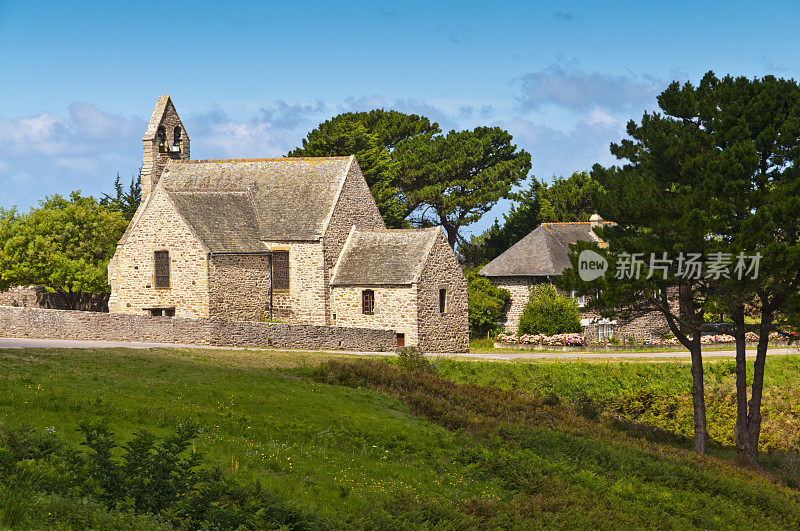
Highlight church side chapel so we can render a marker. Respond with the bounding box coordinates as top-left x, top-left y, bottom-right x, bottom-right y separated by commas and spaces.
108, 96, 468, 352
